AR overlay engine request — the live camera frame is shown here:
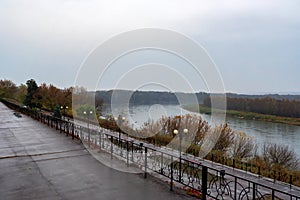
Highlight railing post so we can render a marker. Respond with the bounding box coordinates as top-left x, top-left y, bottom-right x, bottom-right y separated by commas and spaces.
80, 126, 83, 143
234, 177, 237, 200
59, 120, 62, 133
110, 136, 113, 159
179, 156, 182, 183
126, 140, 129, 167
72, 123, 74, 139
88, 128, 91, 148
170, 156, 174, 191
144, 147, 147, 178
102, 132, 105, 148
131, 142, 134, 162
201, 165, 207, 200
118, 130, 121, 144
139, 143, 143, 166
120, 139, 123, 157
252, 182, 256, 200
99, 132, 102, 151
160, 152, 163, 174
66, 122, 69, 136
233, 159, 235, 169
